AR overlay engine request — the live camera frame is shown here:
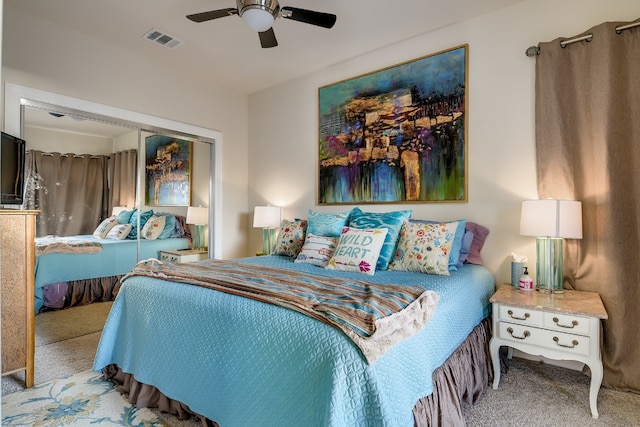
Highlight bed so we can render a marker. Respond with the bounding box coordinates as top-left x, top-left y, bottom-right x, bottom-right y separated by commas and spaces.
94, 210, 495, 426
34, 210, 192, 312
34, 236, 190, 312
